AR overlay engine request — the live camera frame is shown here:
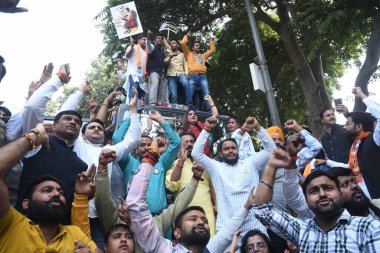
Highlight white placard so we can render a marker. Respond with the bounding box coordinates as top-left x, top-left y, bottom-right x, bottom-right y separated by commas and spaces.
111, 1, 143, 39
